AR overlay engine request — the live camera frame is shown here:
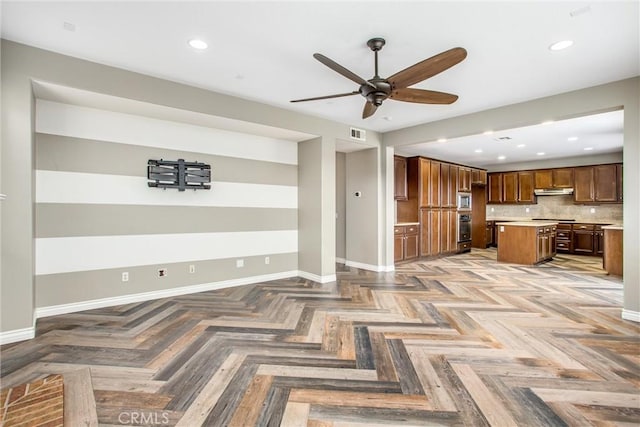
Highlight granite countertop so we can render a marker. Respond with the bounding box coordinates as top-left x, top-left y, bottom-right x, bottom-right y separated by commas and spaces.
487, 217, 619, 225
395, 222, 420, 226
496, 221, 558, 227
602, 225, 623, 230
